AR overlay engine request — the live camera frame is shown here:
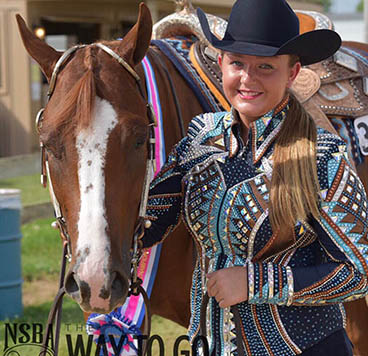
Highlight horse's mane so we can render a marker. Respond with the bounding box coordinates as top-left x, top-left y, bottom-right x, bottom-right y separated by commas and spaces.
42, 46, 97, 139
